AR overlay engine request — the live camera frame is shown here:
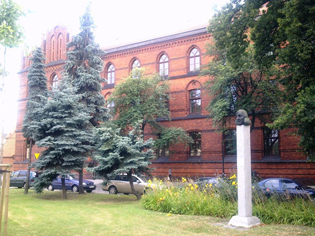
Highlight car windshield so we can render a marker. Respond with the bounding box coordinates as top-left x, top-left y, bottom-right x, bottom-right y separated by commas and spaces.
293, 180, 309, 189
137, 175, 149, 183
